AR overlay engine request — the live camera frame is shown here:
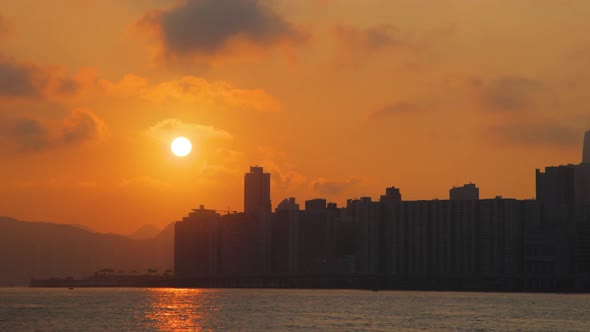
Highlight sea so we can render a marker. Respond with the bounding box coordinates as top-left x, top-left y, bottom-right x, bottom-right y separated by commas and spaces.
1, 288, 590, 331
